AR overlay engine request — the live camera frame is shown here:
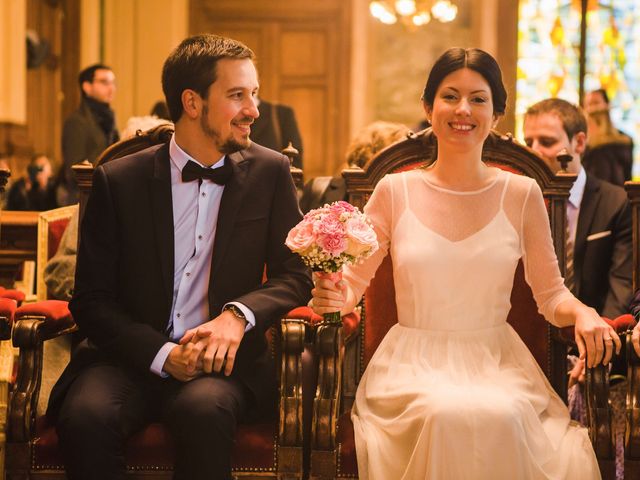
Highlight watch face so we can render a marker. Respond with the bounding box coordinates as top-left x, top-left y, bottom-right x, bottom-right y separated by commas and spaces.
226, 305, 246, 320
